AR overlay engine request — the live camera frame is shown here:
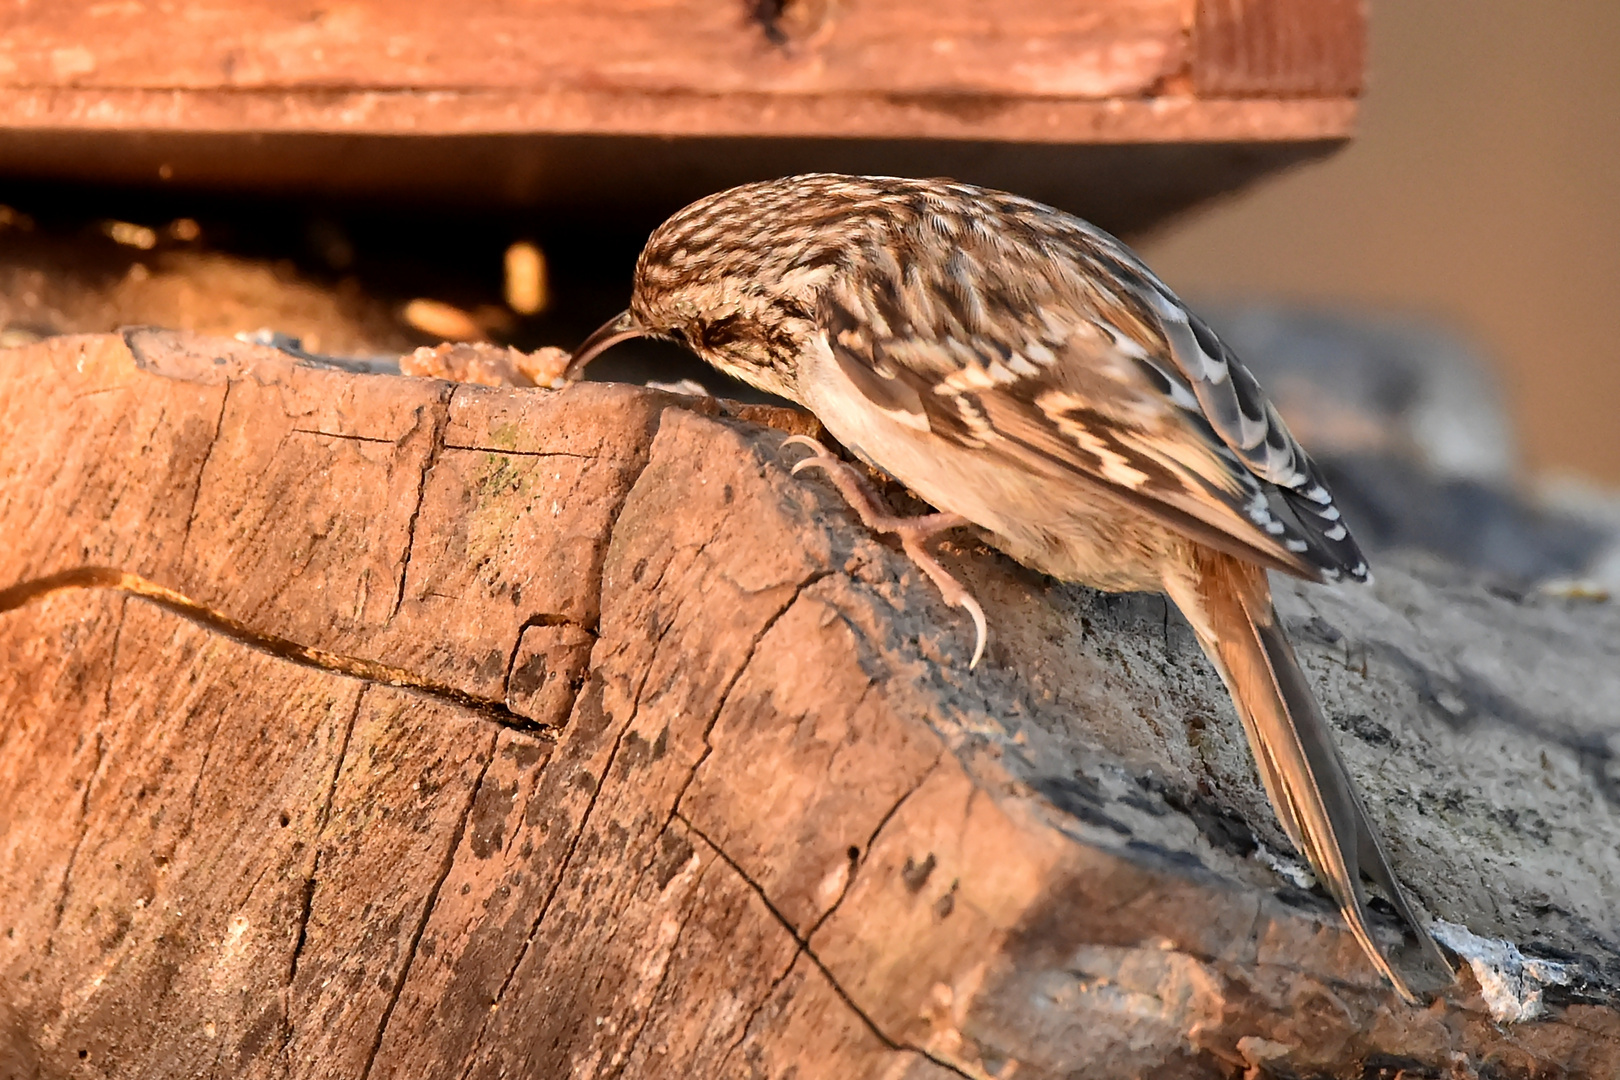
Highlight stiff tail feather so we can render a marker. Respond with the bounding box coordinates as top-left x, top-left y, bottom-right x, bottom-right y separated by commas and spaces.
1167, 549, 1454, 1001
